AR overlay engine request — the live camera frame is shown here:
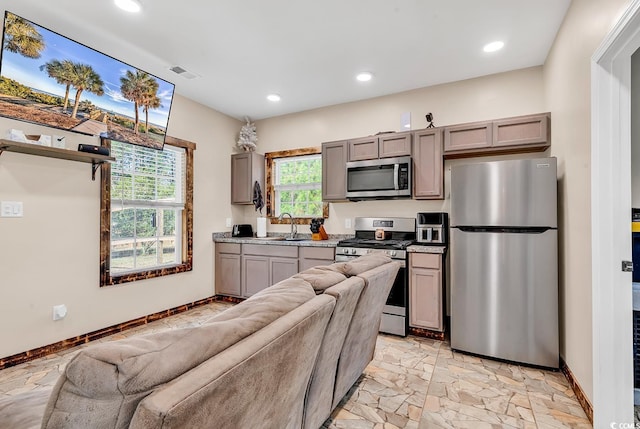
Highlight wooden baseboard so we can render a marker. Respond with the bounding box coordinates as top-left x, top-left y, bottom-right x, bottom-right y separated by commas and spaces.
408, 326, 445, 341
0, 295, 233, 370
559, 357, 593, 423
